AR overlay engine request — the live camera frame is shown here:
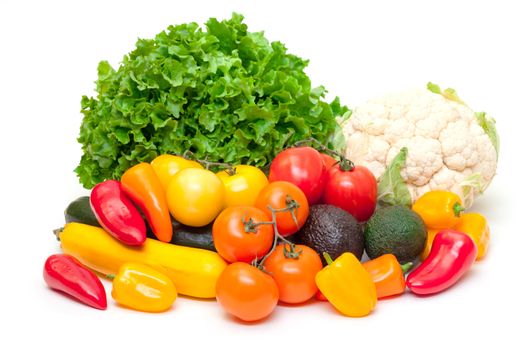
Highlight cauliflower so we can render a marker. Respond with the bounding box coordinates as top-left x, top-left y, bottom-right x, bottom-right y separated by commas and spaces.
339, 83, 499, 208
